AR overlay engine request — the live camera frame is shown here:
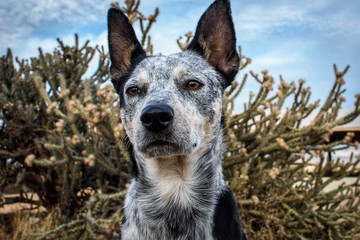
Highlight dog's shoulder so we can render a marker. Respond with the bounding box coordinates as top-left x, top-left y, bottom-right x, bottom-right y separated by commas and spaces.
213, 186, 247, 240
